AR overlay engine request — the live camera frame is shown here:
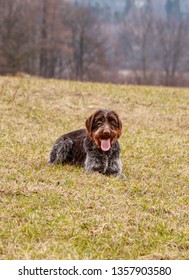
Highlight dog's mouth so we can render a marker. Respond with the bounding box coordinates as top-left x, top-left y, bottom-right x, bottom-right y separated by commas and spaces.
100, 138, 111, 151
